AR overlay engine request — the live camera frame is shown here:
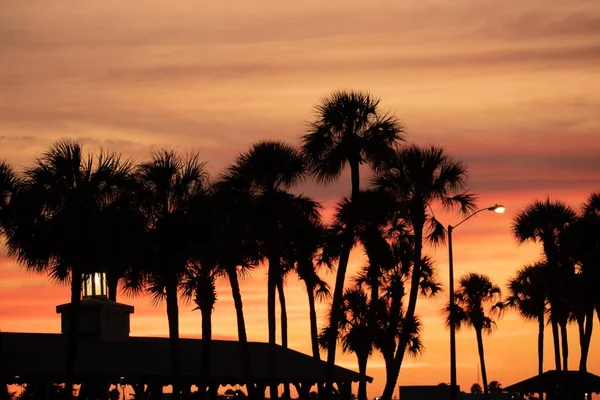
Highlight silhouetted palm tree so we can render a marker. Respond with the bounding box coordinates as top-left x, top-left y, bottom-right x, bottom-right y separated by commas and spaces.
301, 90, 404, 394
182, 261, 220, 399
3, 141, 132, 396
445, 273, 503, 400
335, 287, 375, 400
506, 263, 548, 378
561, 192, 600, 371
375, 144, 476, 399
290, 218, 332, 361
209, 180, 261, 399
373, 251, 437, 395
224, 140, 305, 400
346, 189, 397, 306
277, 195, 324, 400
95, 179, 146, 302
512, 198, 577, 371
0, 160, 18, 235
135, 150, 209, 400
